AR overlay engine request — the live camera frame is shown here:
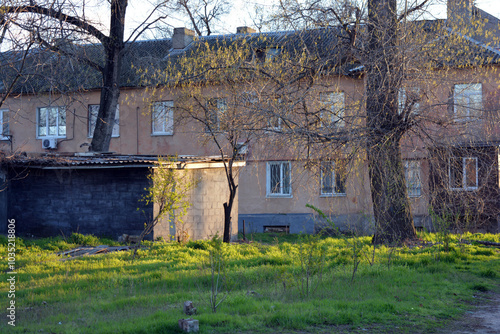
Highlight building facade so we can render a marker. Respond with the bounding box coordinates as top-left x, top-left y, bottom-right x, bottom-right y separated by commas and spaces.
1, 0, 500, 238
